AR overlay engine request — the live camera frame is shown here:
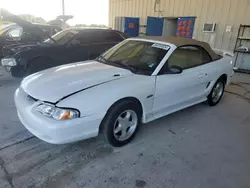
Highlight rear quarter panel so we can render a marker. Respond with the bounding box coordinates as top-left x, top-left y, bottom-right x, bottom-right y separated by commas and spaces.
199, 55, 233, 95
